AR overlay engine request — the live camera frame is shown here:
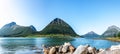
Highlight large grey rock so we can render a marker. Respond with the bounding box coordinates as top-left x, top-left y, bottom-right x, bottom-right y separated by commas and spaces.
98, 44, 120, 54
62, 42, 71, 53
73, 44, 89, 54
49, 47, 56, 54
87, 47, 97, 54
98, 49, 120, 54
